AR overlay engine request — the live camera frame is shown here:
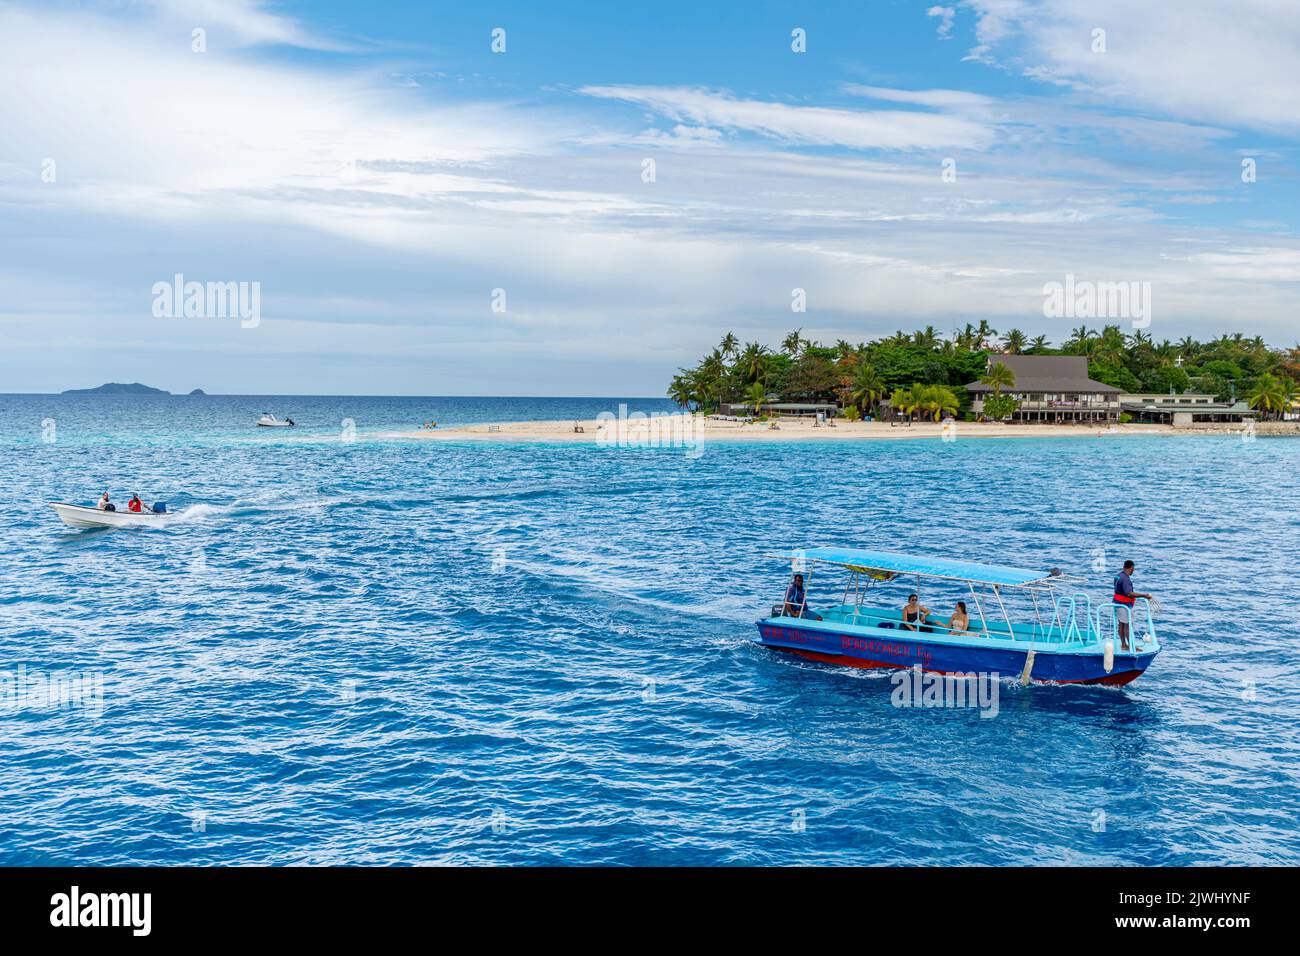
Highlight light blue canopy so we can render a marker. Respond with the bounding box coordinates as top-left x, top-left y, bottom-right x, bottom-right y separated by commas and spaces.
771, 546, 1055, 587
